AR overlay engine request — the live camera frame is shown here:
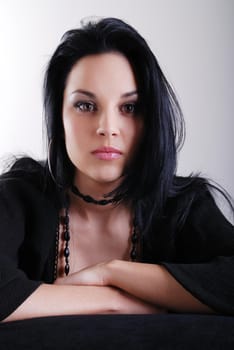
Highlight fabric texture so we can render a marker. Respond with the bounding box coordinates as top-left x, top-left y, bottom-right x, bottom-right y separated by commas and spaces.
0, 162, 234, 322
1, 314, 234, 350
